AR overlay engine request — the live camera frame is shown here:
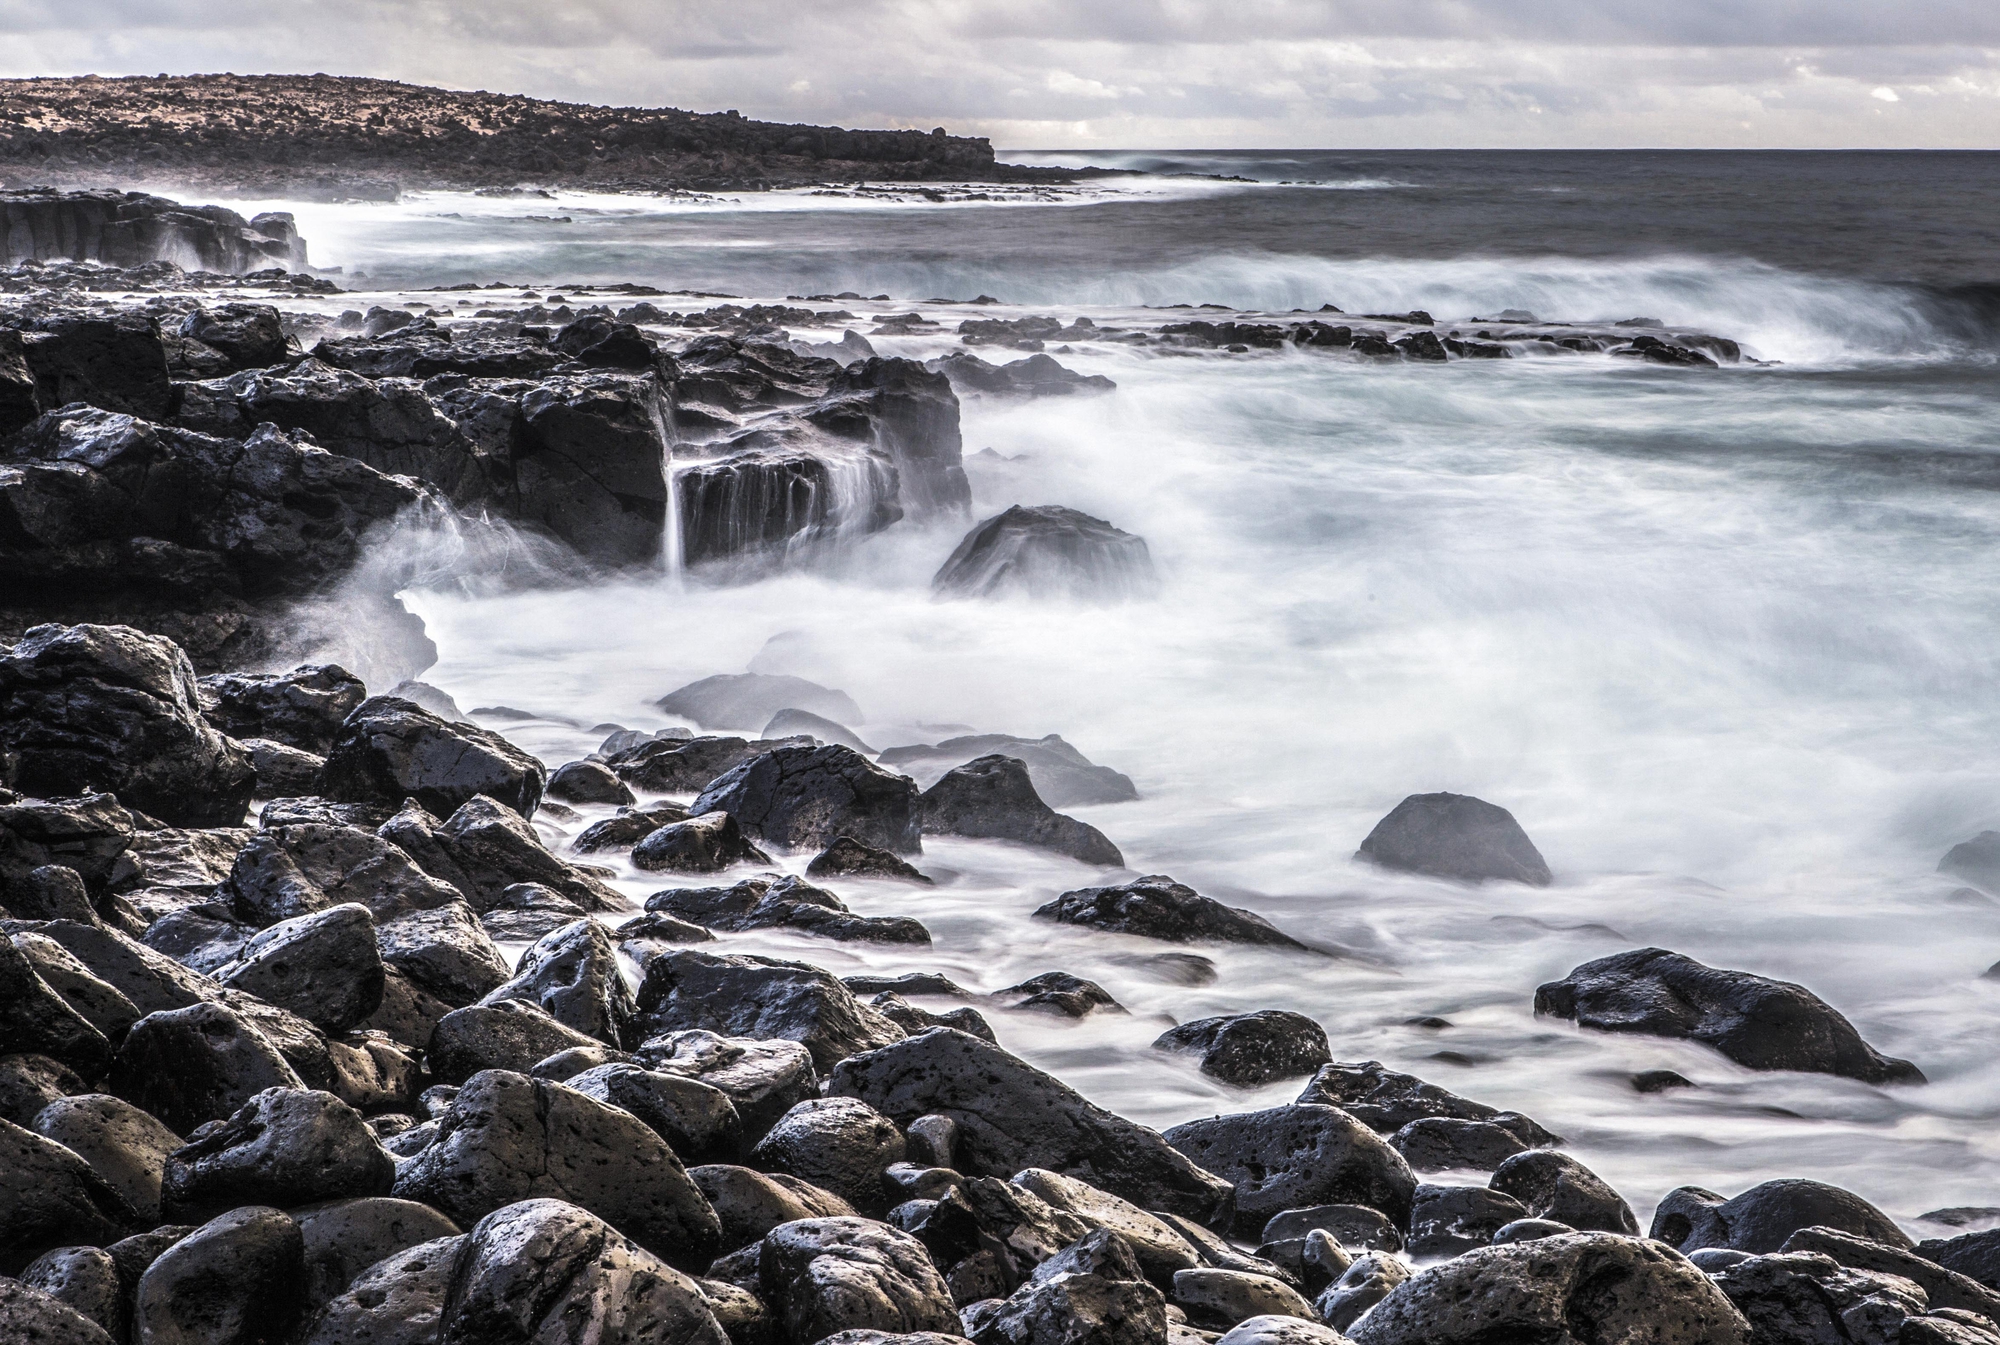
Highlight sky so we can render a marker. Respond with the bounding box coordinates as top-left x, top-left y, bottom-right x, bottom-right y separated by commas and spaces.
0, 0, 1996, 149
